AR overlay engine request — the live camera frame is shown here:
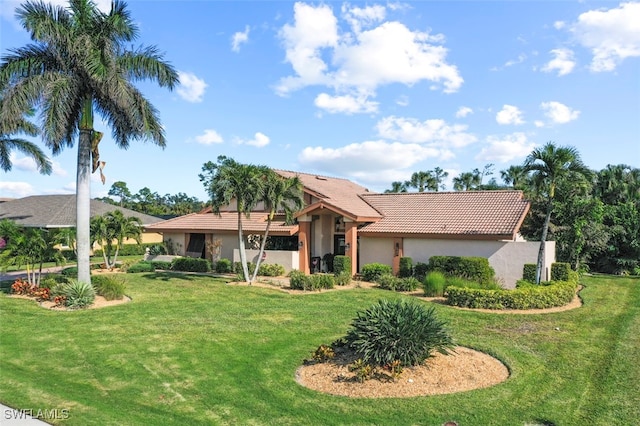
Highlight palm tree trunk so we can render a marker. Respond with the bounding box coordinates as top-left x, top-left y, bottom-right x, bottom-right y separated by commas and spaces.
536, 203, 553, 284
237, 212, 250, 283
250, 219, 272, 283
76, 128, 92, 284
